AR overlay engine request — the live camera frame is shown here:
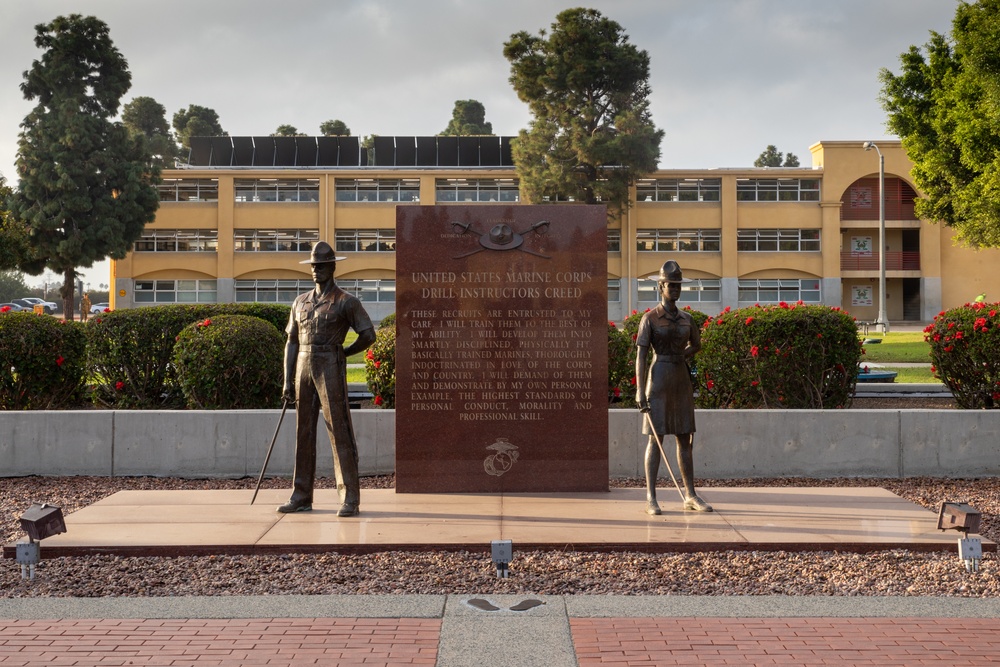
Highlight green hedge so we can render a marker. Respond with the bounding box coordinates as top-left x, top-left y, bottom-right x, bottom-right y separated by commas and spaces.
925, 301, 1000, 408
173, 315, 284, 409
0, 312, 87, 409
365, 315, 396, 408
87, 304, 290, 408
696, 303, 860, 409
